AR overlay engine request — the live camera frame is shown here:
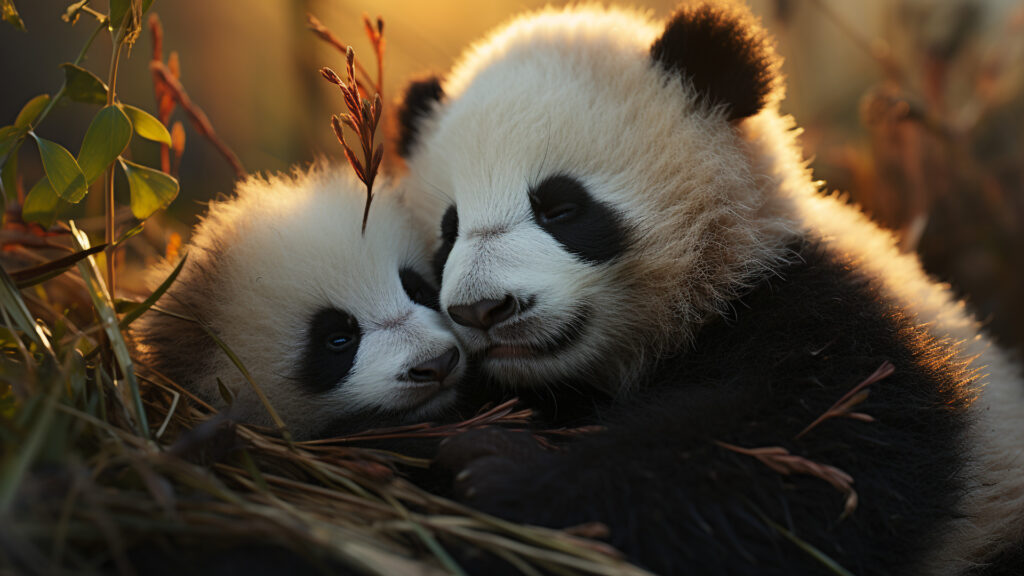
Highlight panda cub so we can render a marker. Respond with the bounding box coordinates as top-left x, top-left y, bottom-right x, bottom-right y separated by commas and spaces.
132, 165, 465, 440
398, 3, 1024, 575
